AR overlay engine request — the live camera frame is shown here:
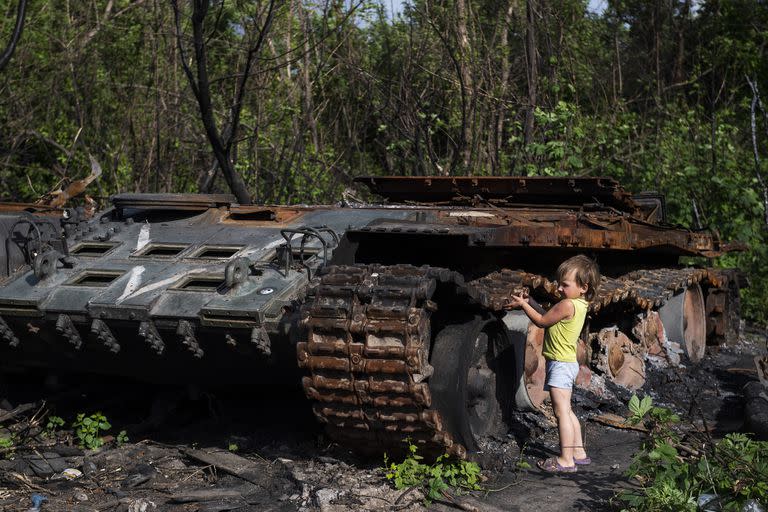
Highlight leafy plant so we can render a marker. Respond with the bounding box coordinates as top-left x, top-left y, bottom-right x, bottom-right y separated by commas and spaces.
228, 443, 238, 452
627, 395, 653, 424
619, 396, 768, 511
72, 412, 112, 450
627, 394, 680, 440
0, 435, 15, 458
384, 440, 482, 504
116, 430, 129, 446
45, 415, 65, 435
